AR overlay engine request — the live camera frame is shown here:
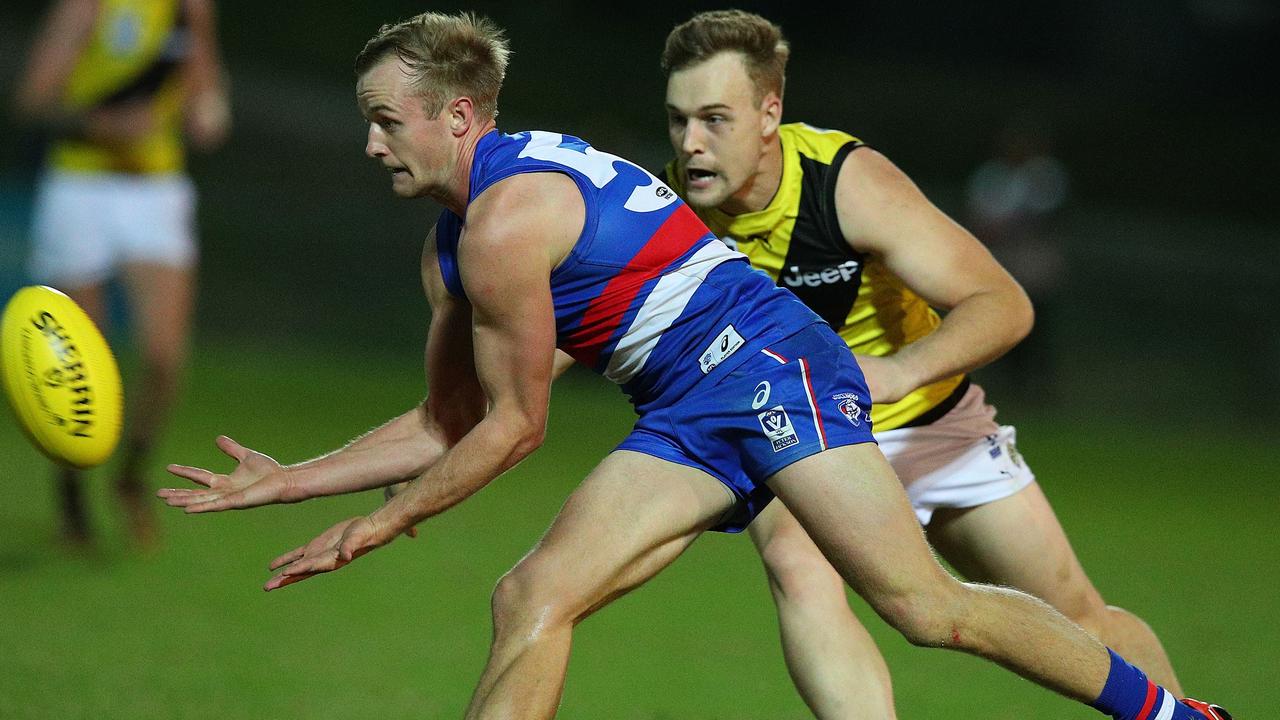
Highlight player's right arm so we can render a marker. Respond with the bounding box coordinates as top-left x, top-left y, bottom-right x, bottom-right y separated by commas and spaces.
835, 147, 1034, 404
181, 0, 231, 151
158, 227, 486, 512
